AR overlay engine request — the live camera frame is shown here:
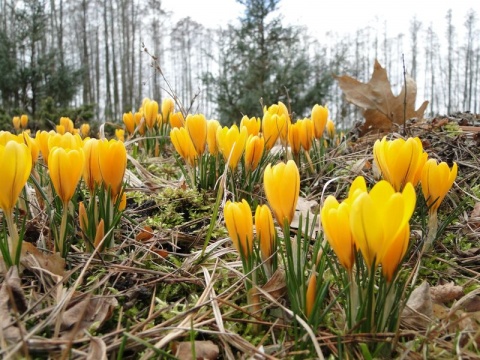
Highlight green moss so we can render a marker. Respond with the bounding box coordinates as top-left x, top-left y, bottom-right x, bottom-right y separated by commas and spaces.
442, 122, 461, 136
